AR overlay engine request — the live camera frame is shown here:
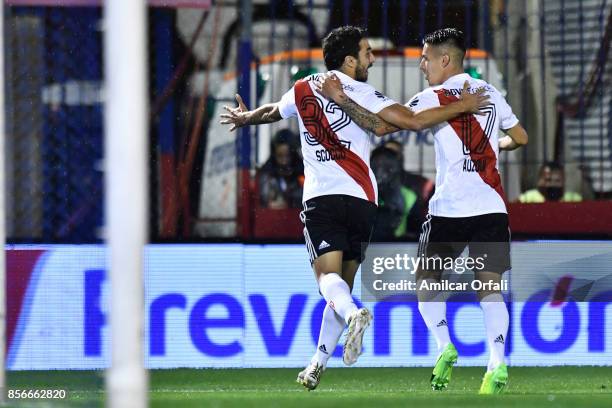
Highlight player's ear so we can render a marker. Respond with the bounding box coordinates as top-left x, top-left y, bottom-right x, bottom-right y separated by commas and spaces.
343, 55, 355, 69
441, 54, 450, 68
